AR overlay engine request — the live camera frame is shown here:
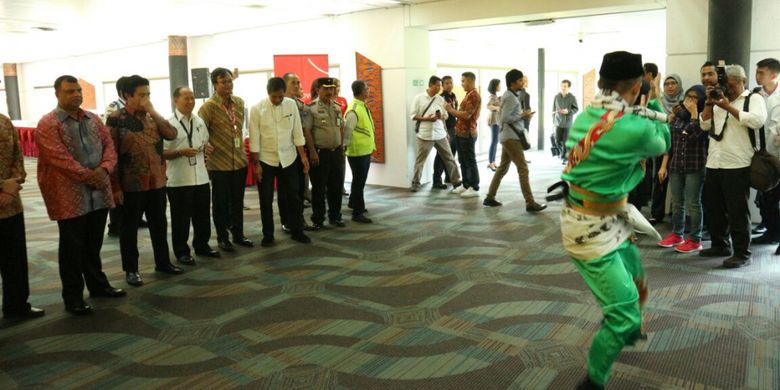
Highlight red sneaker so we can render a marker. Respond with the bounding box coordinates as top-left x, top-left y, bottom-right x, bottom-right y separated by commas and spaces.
657, 233, 684, 248
675, 240, 702, 253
